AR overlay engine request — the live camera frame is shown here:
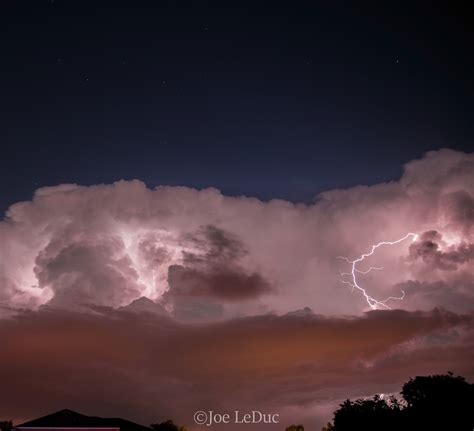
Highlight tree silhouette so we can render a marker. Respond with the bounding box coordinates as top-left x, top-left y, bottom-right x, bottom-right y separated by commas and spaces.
331, 395, 402, 431
324, 373, 474, 431
401, 372, 474, 430
285, 425, 304, 431
150, 420, 187, 431
0, 421, 12, 431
